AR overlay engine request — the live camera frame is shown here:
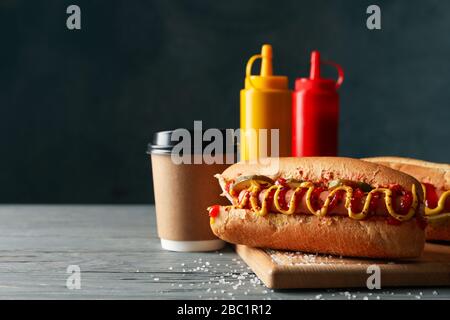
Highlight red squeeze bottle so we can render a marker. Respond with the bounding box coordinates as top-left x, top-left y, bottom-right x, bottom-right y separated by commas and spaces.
292, 51, 344, 157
